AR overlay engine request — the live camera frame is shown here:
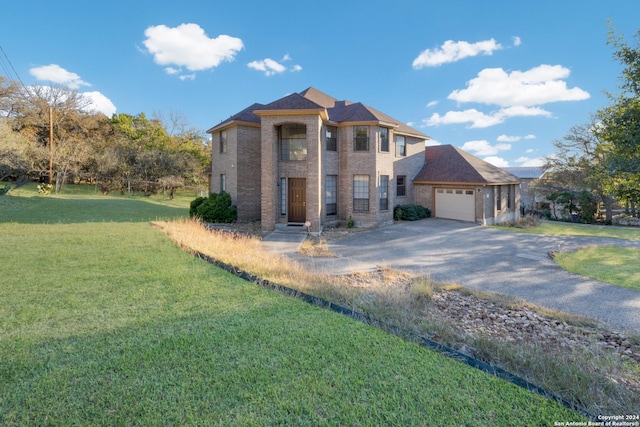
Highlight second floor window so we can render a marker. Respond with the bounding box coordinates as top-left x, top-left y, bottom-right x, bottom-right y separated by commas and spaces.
280, 124, 307, 161
396, 135, 406, 156
220, 130, 227, 153
220, 174, 226, 193
354, 126, 369, 151
379, 127, 389, 152
326, 126, 337, 151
